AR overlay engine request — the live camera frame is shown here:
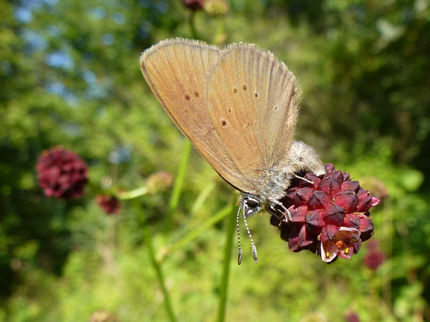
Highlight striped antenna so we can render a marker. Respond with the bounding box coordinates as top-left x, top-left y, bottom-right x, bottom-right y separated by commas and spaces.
236, 201, 243, 265
243, 203, 258, 262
